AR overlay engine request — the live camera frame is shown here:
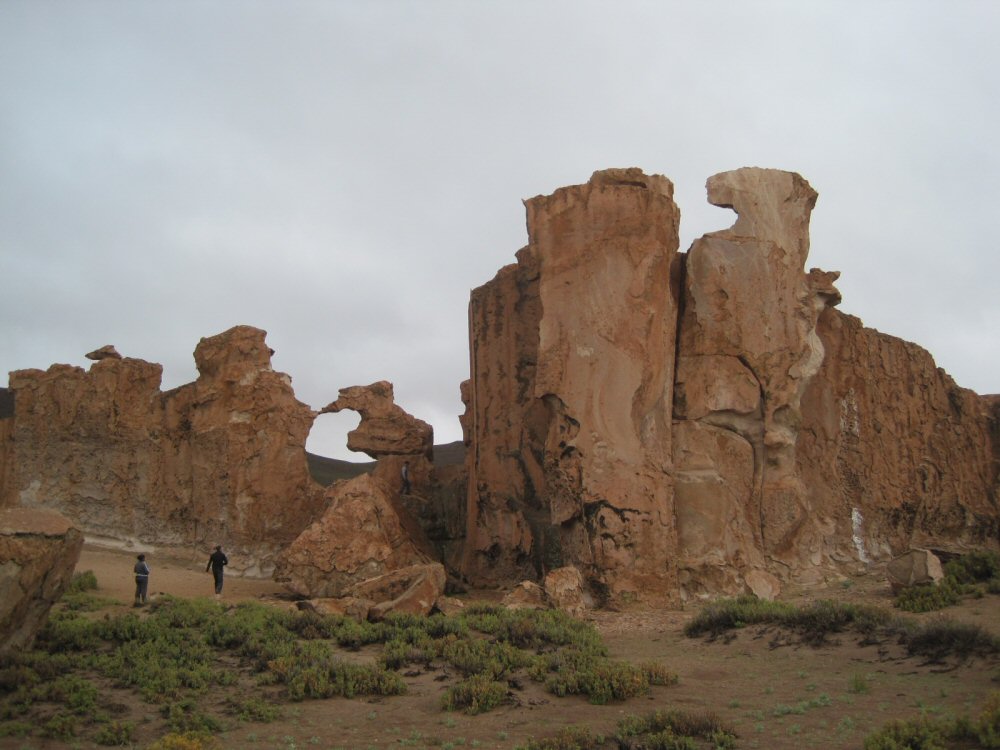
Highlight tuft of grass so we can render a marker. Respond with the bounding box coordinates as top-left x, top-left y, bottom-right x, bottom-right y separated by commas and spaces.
849, 673, 871, 695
